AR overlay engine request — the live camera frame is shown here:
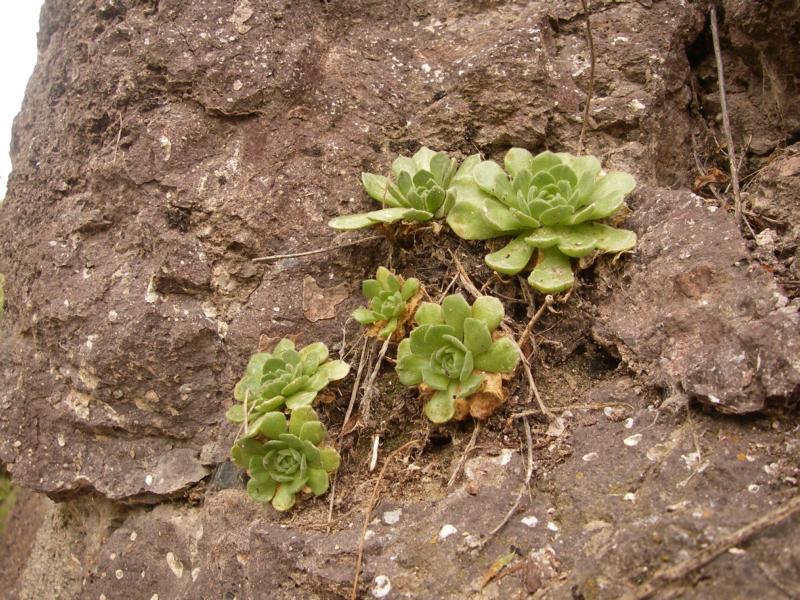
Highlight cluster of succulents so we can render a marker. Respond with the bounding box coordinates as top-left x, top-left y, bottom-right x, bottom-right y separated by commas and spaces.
351, 267, 422, 340
226, 339, 348, 510
229, 147, 636, 510
231, 406, 340, 511
446, 149, 636, 292
396, 294, 520, 423
328, 147, 457, 230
